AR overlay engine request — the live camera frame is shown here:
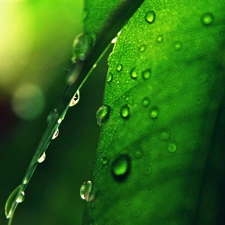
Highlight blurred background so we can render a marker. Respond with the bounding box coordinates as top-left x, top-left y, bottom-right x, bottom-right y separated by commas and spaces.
0, 0, 107, 224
